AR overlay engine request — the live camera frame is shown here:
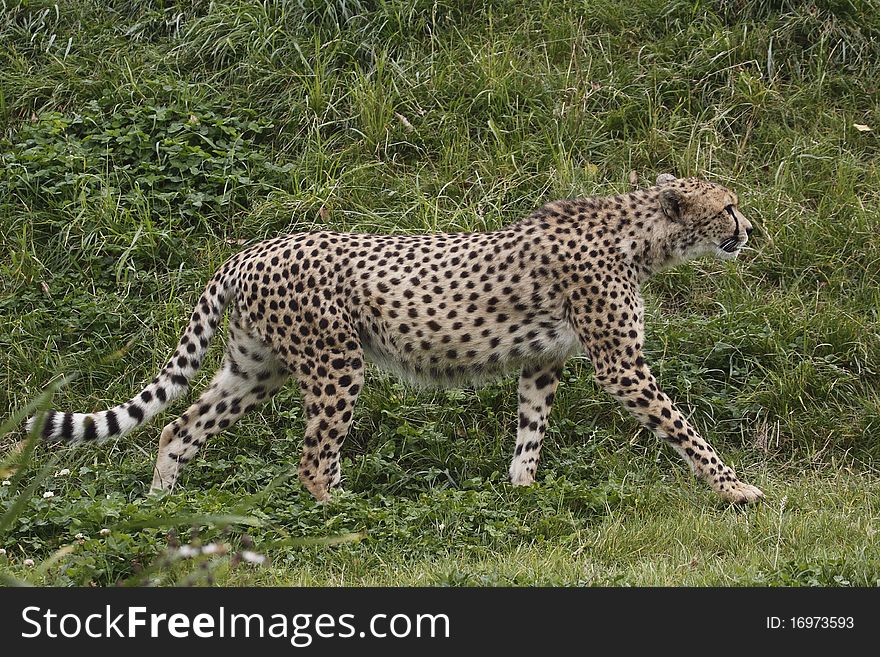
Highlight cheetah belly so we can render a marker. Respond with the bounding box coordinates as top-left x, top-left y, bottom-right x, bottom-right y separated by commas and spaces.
359, 314, 581, 387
